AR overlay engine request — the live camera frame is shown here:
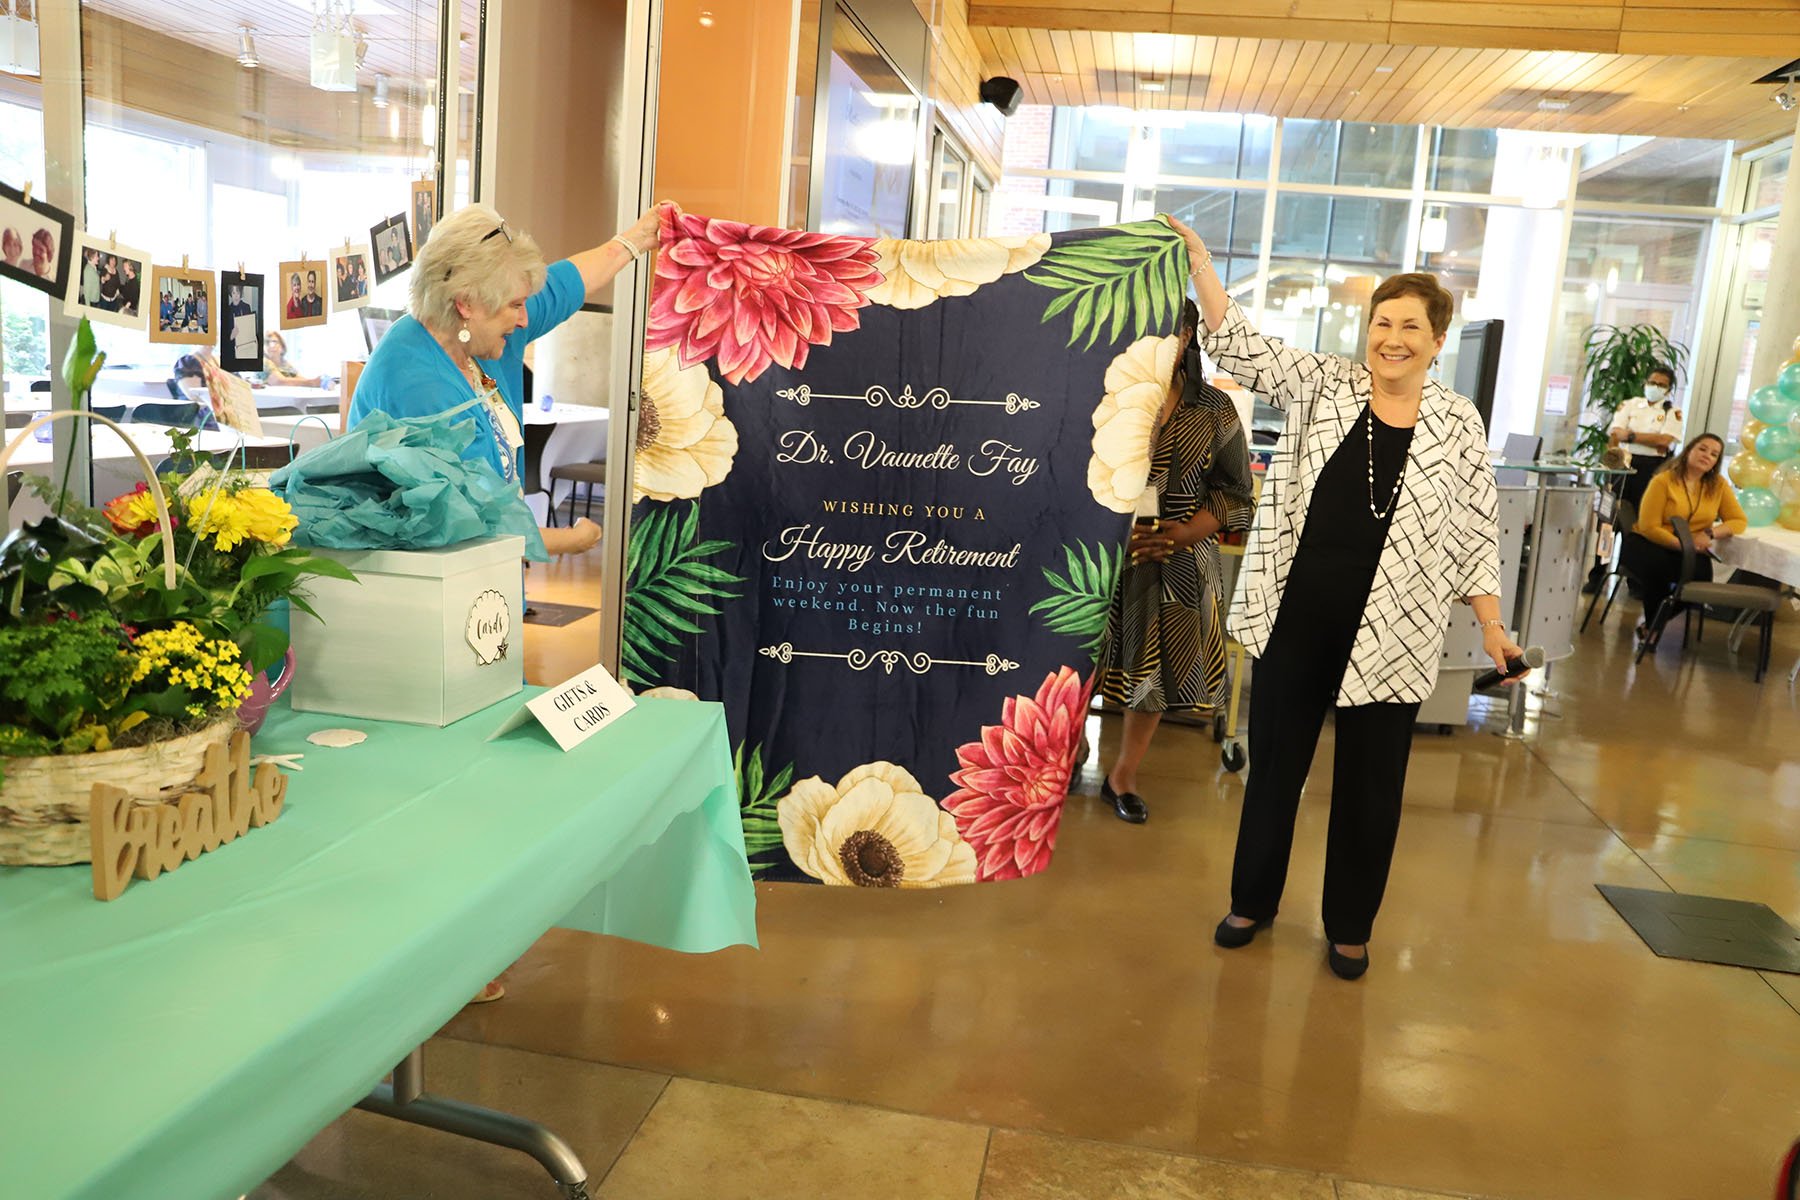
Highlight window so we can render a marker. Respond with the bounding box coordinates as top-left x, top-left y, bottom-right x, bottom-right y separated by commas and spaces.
1577, 137, 1728, 208
75, 3, 454, 393
929, 129, 968, 239
1430, 127, 1499, 194
1282, 120, 1415, 188
816, 9, 918, 238
1155, 112, 1273, 181
1750, 148, 1790, 211
1052, 108, 1130, 173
